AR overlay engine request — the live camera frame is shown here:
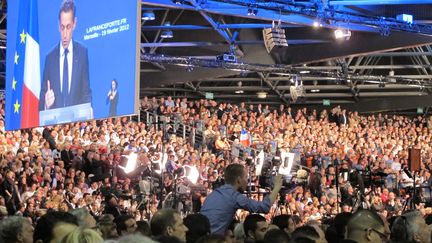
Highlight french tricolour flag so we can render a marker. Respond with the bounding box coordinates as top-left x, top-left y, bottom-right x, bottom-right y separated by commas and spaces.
240, 128, 250, 147
7, 0, 40, 130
